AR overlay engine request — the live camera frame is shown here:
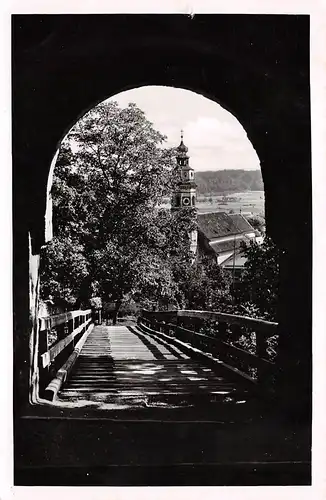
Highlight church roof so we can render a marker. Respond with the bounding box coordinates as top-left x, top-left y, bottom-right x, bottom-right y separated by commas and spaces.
176, 139, 188, 154
197, 212, 254, 240
176, 130, 189, 157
